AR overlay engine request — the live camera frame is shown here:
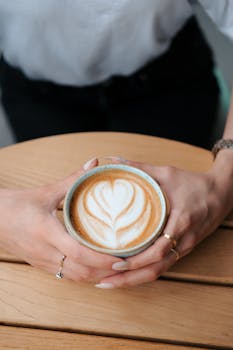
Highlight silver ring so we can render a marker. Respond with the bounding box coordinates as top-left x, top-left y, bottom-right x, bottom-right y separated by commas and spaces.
56, 255, 66, 279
